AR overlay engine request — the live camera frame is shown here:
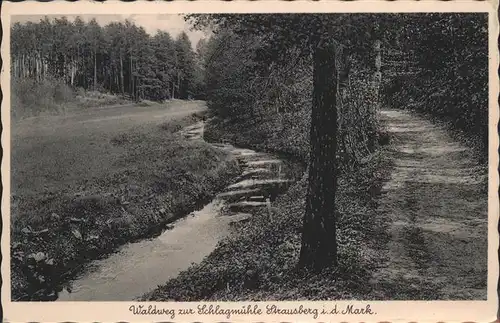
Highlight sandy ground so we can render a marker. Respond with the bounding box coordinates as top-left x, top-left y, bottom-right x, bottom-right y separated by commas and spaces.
369, 109, 488, 300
